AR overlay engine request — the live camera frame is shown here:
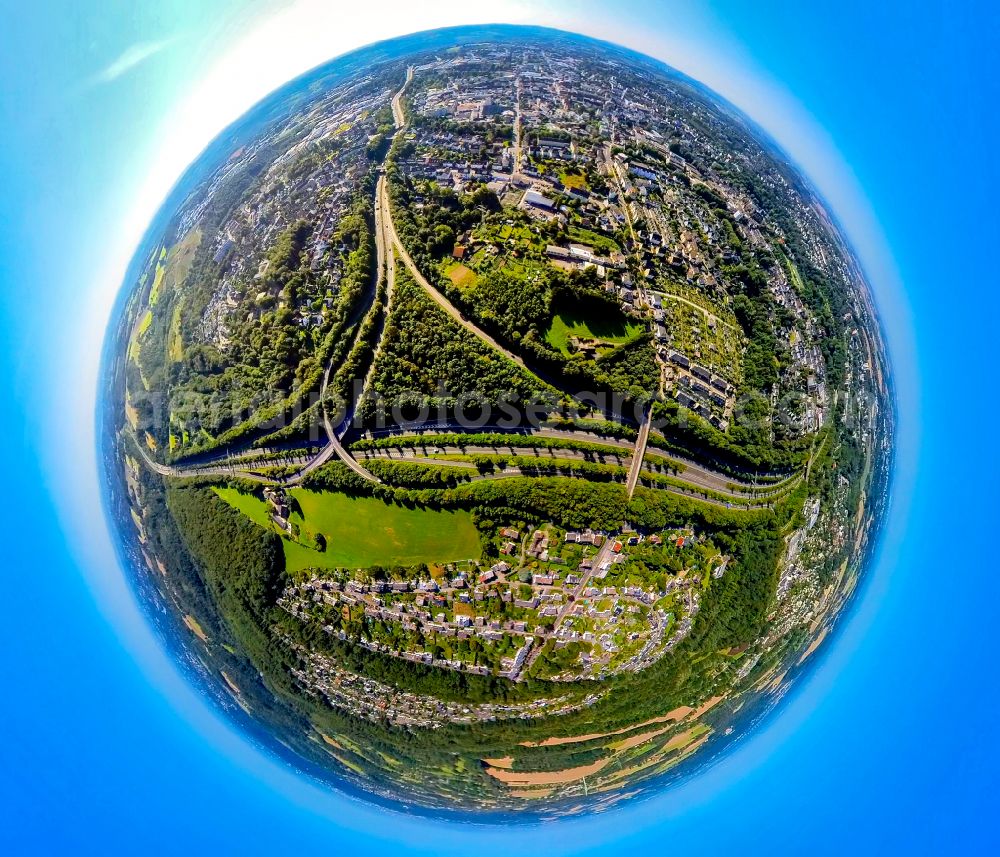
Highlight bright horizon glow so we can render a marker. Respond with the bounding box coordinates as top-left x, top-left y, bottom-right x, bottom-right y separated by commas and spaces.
46, 2, 918, 842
